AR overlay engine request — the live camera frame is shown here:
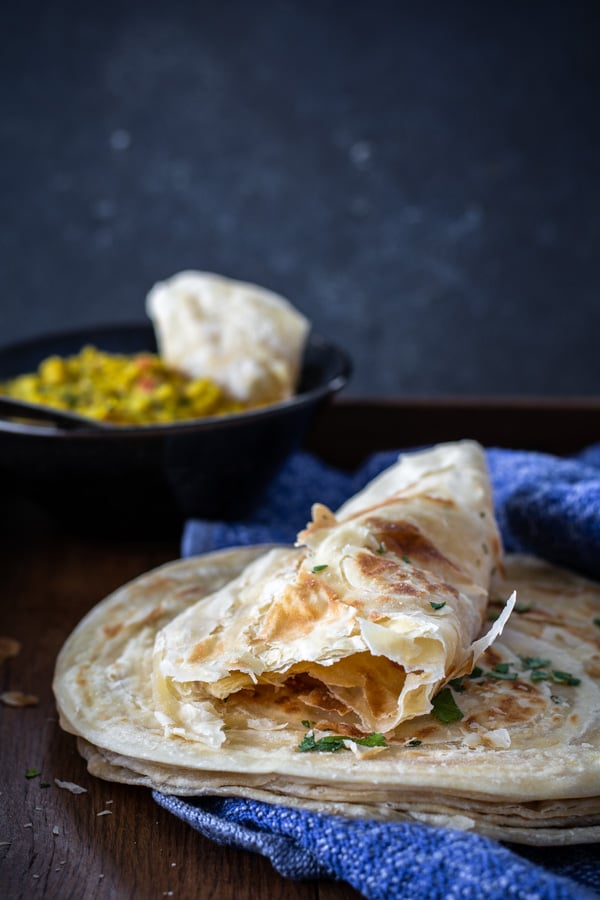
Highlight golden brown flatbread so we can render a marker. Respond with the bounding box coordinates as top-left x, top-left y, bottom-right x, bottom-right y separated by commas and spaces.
53, 442, 600, 845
